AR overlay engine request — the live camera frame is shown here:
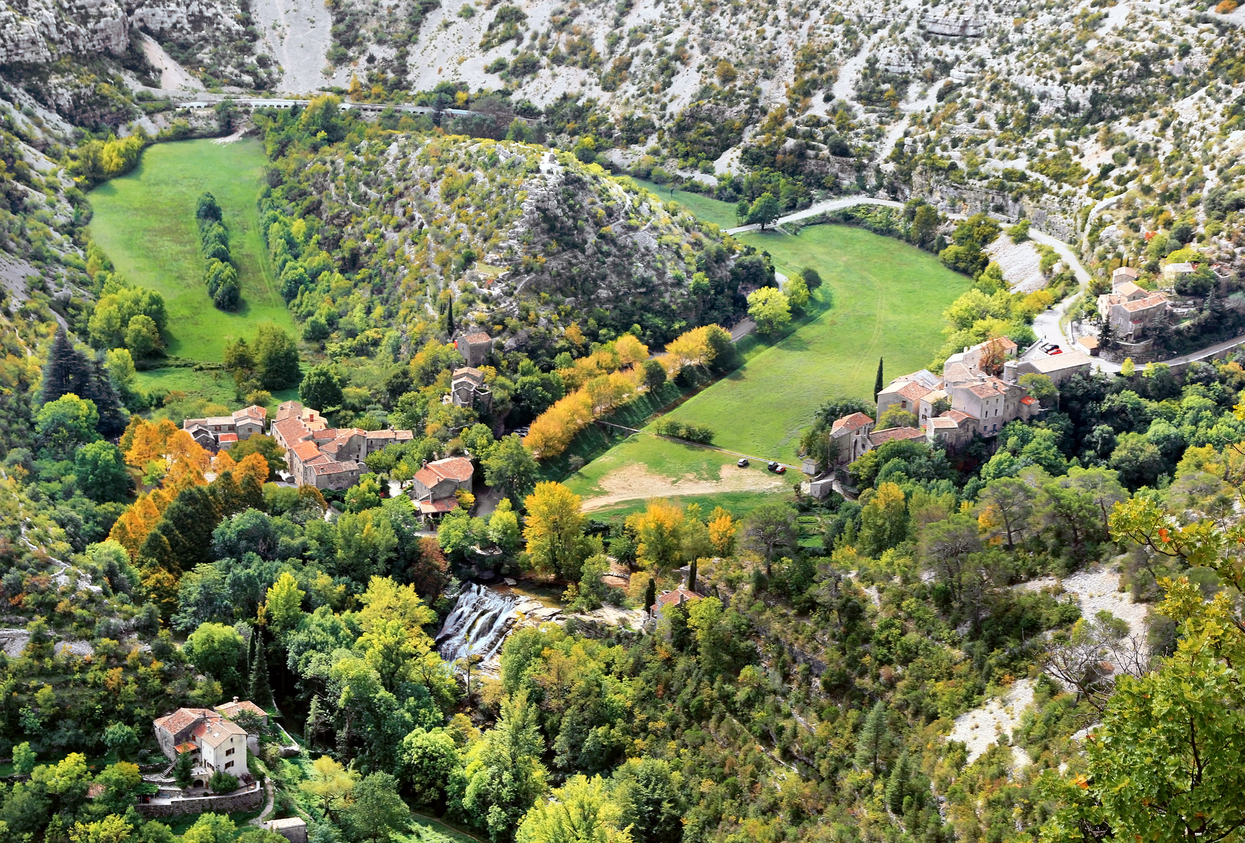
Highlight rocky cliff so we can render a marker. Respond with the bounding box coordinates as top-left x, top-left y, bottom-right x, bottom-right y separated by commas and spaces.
1, 0, 274, 92
0, 0, 129, 65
